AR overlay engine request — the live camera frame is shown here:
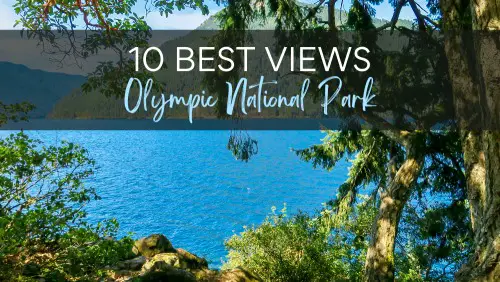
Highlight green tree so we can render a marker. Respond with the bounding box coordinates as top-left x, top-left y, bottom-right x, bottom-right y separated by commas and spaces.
211, 2, 453, 280
295, 129, 469, 281
438, 0, 500, 280
0, 133, 133, 281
